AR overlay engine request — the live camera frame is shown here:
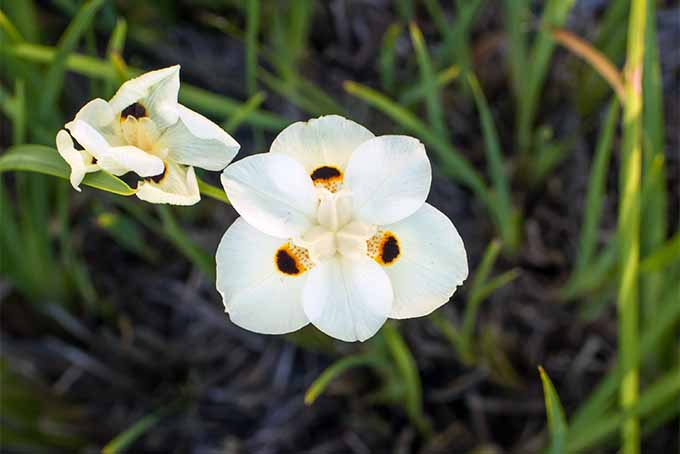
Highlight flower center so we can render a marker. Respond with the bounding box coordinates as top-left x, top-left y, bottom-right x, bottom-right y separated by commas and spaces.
294, 188, 376, 263
119, 103, 167, 158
